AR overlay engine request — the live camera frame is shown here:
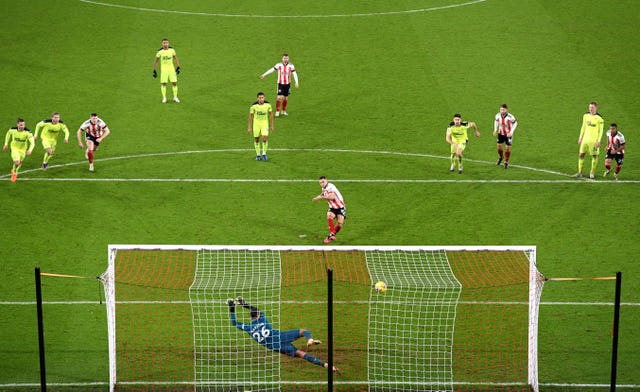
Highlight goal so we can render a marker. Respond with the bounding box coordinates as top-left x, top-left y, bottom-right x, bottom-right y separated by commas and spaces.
101, 245, 544, 392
